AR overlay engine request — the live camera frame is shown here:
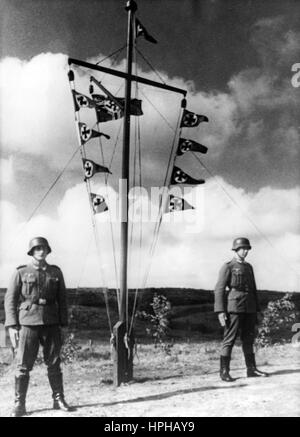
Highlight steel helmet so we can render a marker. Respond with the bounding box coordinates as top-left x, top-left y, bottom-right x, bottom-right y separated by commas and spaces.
232, 237, 251, 251
27, 237, 52, 256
